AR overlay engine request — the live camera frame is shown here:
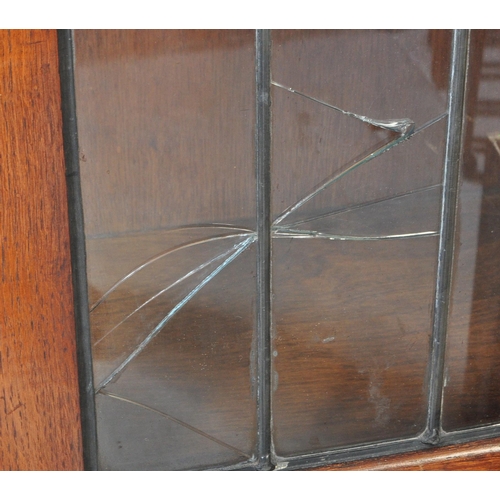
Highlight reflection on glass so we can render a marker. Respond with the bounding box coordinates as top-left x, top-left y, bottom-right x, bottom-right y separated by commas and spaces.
443, 30, 500, 431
